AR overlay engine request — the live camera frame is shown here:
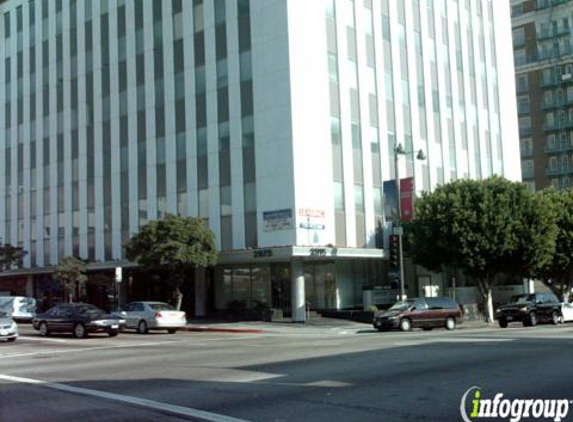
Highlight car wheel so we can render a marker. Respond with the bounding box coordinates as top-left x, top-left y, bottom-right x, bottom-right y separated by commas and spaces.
167, 329, 177, 334
7, 337, 16, 342
108, 329, 118, 337
552, 311, 561, 325
399, 318, 412, 332
137, 320, 148, 334
498, 318, 508, 328
39, 322, 49, 337
74, 323, 87, 339
445, 317, 456, 330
